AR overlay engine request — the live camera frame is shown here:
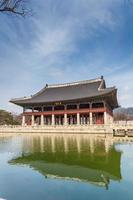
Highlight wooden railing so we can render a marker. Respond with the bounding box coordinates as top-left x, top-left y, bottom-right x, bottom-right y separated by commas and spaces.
23, 108, 106, 116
